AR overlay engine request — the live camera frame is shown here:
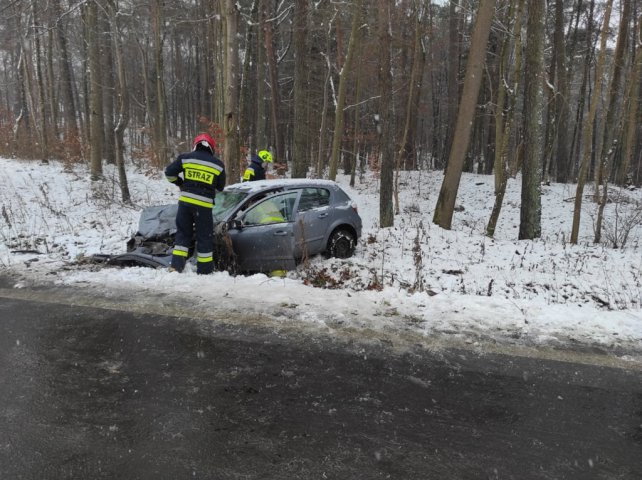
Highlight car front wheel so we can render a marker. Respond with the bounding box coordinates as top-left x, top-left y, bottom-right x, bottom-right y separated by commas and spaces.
327, 228, 356, 259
